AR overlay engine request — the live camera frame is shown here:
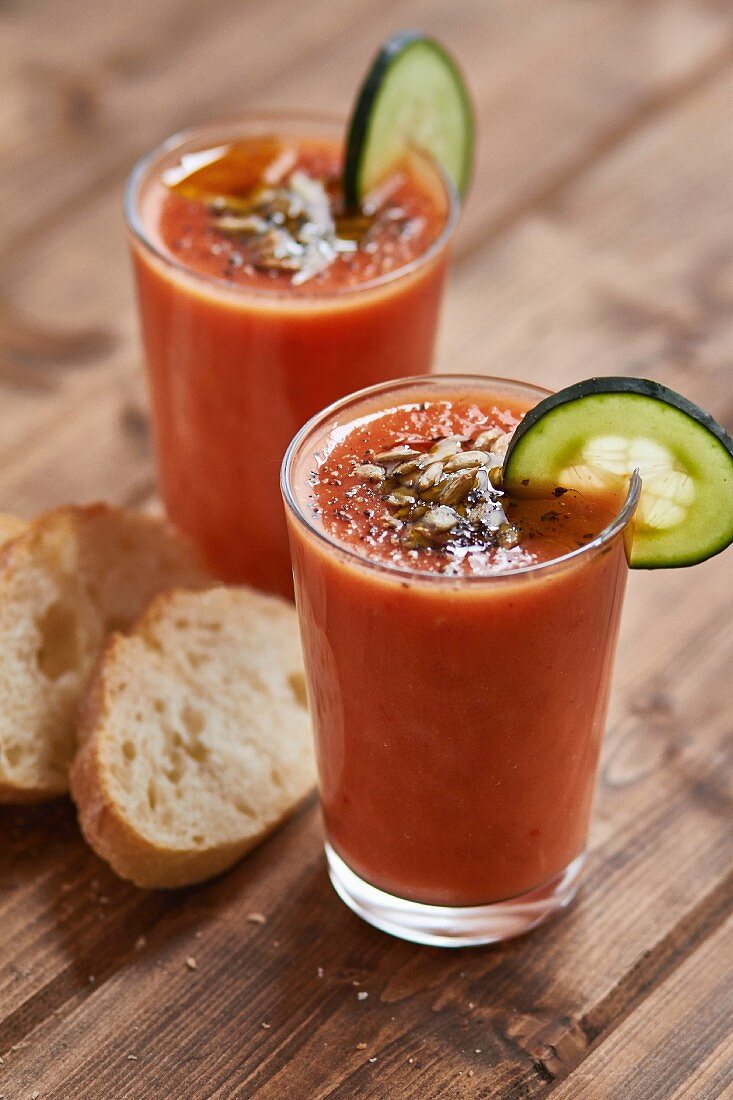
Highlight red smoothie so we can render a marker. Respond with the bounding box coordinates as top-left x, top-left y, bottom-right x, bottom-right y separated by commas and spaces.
126, 116, 456, 597
283, 376, 638, 937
